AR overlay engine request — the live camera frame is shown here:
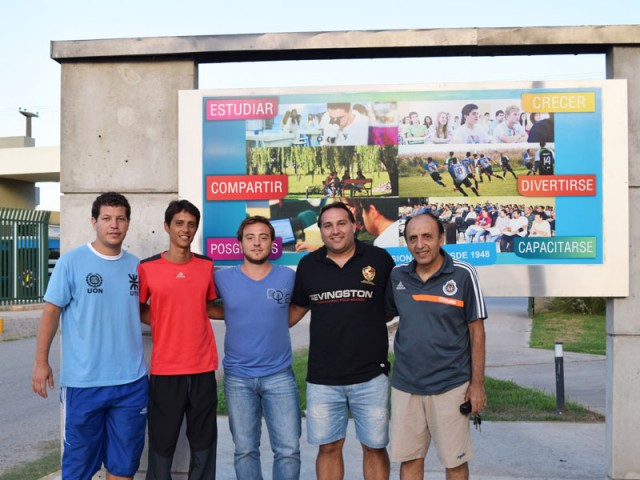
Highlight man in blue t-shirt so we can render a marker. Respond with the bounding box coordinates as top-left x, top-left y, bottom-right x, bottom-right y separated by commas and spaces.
211, 216, 301, 480
421, 157, 447, 188
32, 192, 147, 480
